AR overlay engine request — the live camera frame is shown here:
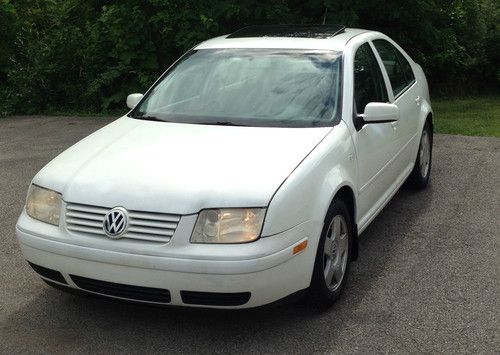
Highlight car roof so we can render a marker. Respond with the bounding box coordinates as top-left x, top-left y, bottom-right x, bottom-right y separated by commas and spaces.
194, 26, 370, 51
